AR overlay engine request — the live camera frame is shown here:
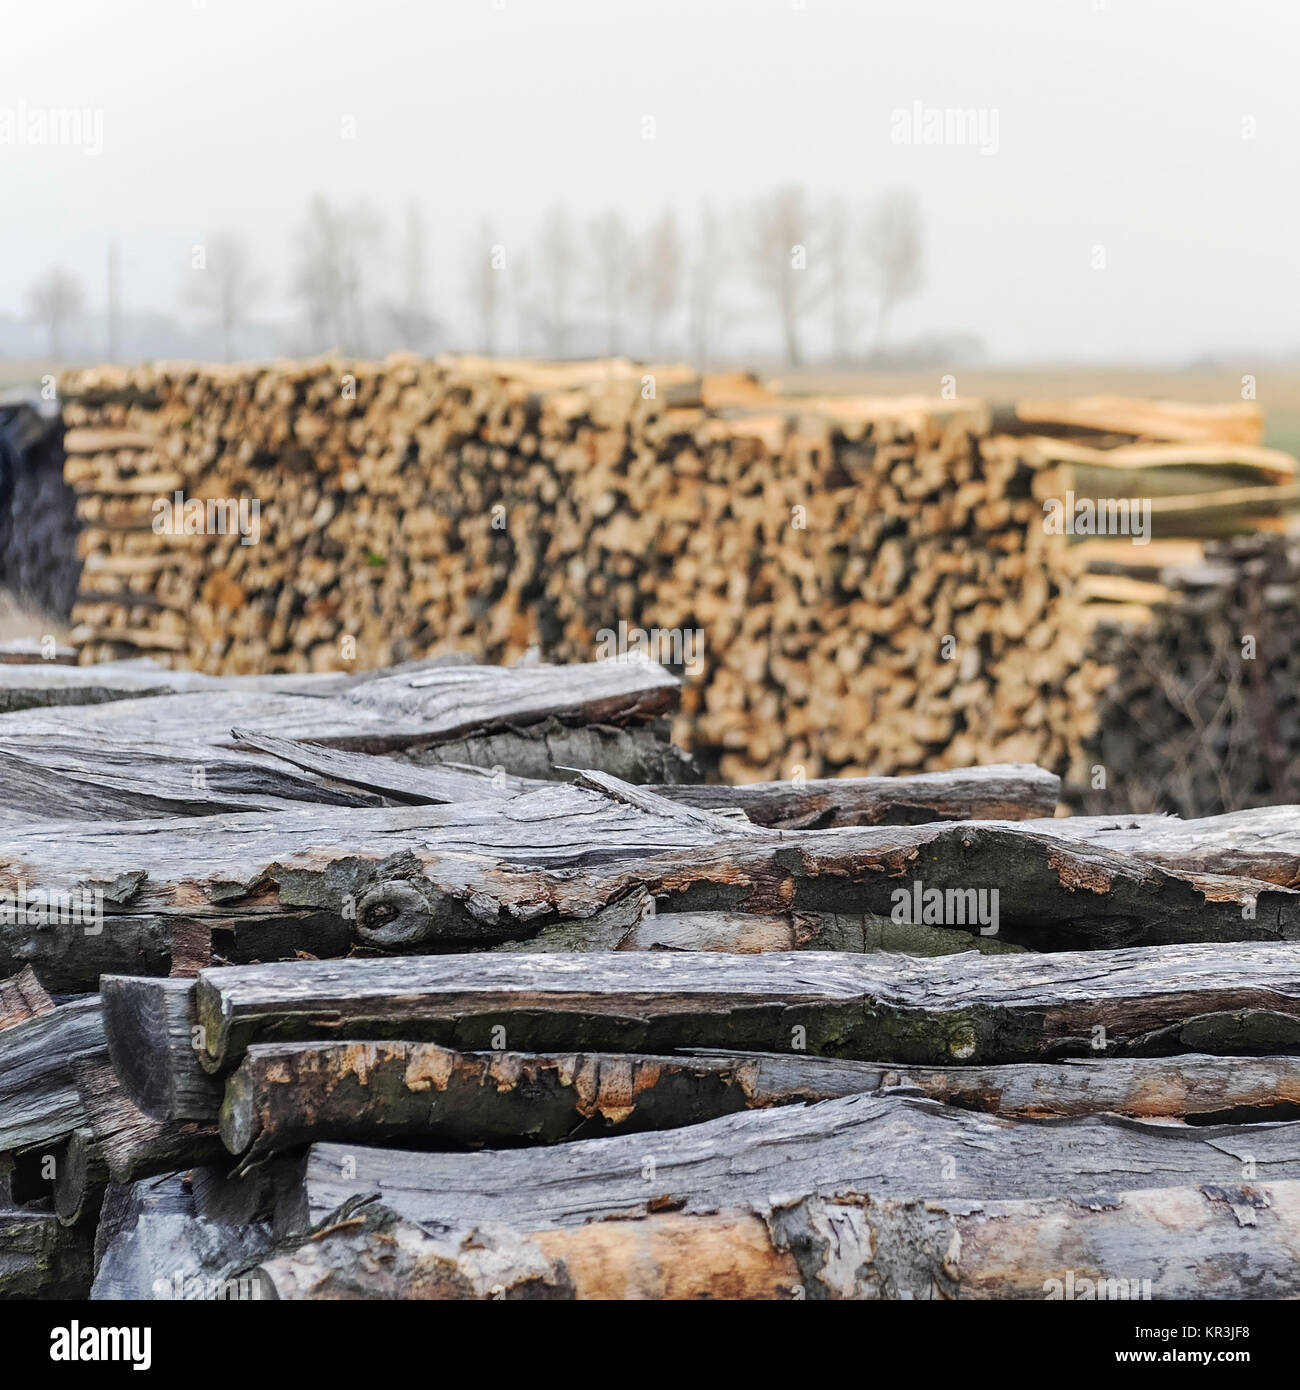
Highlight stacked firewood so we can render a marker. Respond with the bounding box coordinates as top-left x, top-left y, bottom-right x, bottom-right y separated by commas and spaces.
1072, 529, 1300, 816
55, 362, 1300, 789
3, 653, 1300, 1300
